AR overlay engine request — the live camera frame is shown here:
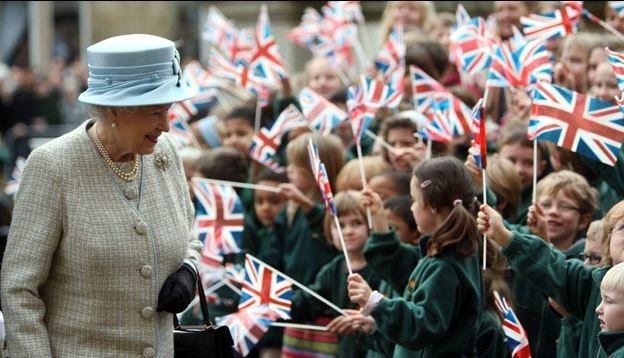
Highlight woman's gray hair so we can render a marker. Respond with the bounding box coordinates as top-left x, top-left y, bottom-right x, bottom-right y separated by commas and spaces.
88, 105, 140, 121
